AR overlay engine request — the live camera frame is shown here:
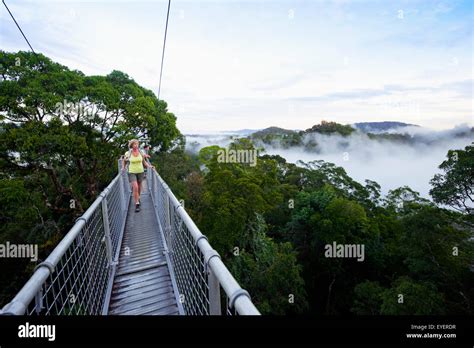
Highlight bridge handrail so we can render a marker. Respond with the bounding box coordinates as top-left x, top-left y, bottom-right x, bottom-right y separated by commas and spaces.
1, 173, 126, 315
149, 167, 260, 315
1, 157, 260, 315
